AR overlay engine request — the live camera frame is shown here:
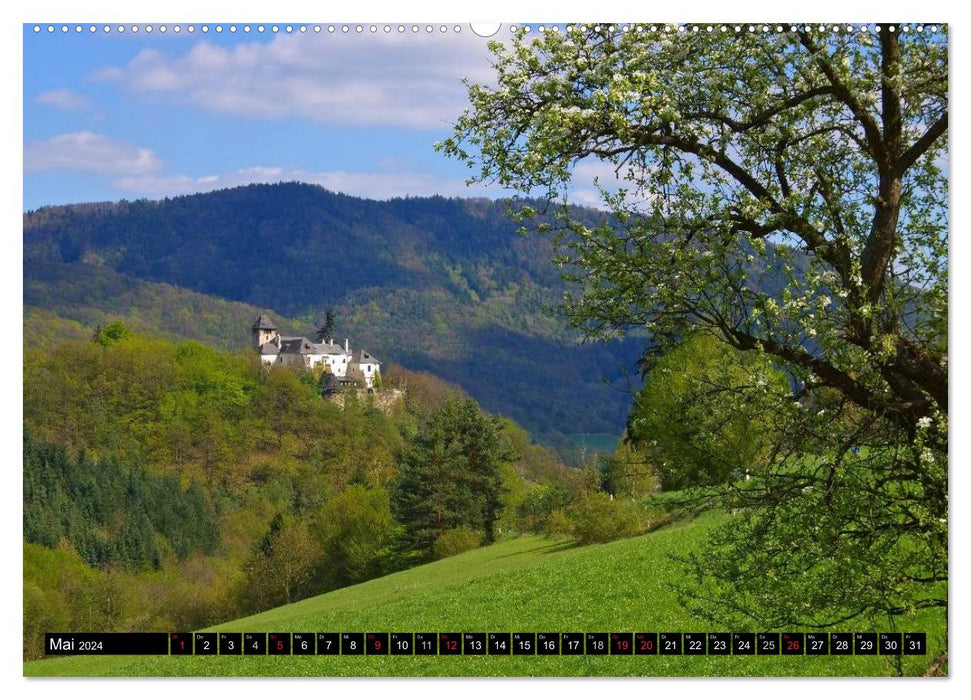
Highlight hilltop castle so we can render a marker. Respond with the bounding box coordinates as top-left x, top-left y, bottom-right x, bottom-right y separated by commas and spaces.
251, 314, 381, 389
